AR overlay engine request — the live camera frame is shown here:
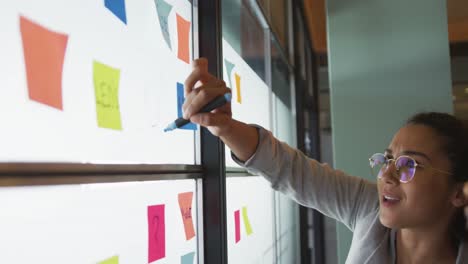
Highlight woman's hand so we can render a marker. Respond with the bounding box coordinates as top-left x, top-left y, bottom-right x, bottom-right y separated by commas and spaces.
182, 58, 259, 162
182, 58, 232, 137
